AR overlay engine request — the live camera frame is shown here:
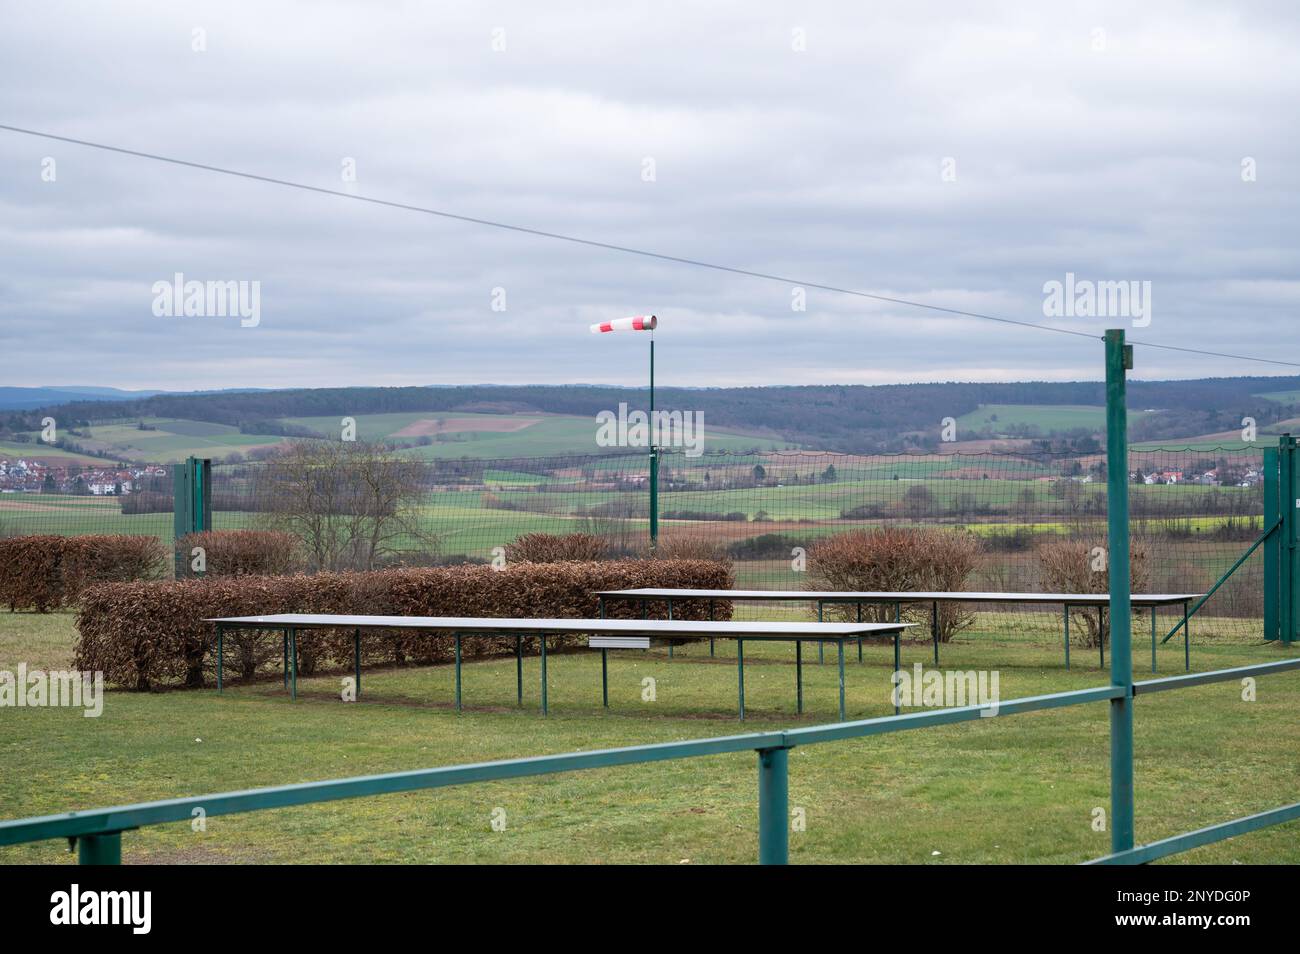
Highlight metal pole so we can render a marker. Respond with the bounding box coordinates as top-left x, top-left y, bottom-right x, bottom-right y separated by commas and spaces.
893, 632, 901, 715
1184, 602, 1190, 671
602, 648, 609, 708
668, 598, 674, 658
1151, 609, 1157, 674
515, 635, 523, 706
757, 747, 790, 865
454, 633, 462, 712
1064, 605, 1071, 670
796, 639, 803, 714
857, 601, 863, 663
817, 601, 824, 664
354, 628, 361, 698
837, 640, 846, 722
282, 630, 288, 688
216, 625, 223, 693
737, 639, 745, 720
1105, 327, 1135, 857
709, 599, 715, 657
77, 832, 122, 865
289, 627, 298, 701
540, 635, 548, 715
932, 600, 939, 665
648, 336, 658, 551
